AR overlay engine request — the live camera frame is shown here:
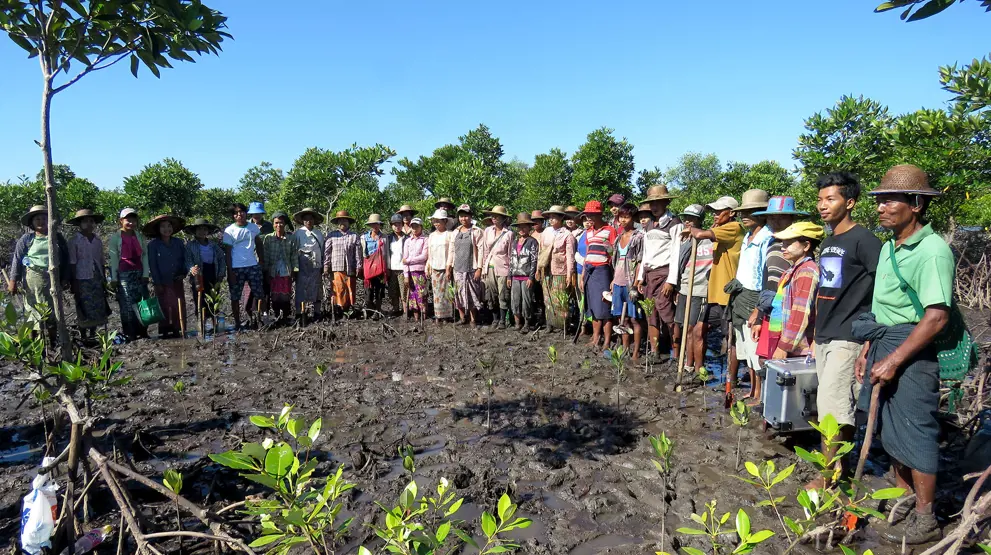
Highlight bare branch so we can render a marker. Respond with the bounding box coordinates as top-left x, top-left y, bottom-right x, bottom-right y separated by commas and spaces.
53, 47, 131, 94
